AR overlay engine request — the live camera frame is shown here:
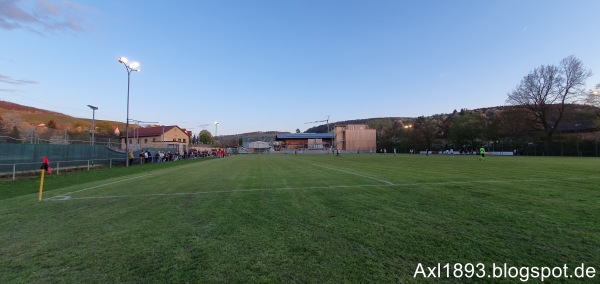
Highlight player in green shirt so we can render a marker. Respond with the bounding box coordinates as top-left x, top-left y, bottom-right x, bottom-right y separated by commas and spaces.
479, 146, 485, 161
